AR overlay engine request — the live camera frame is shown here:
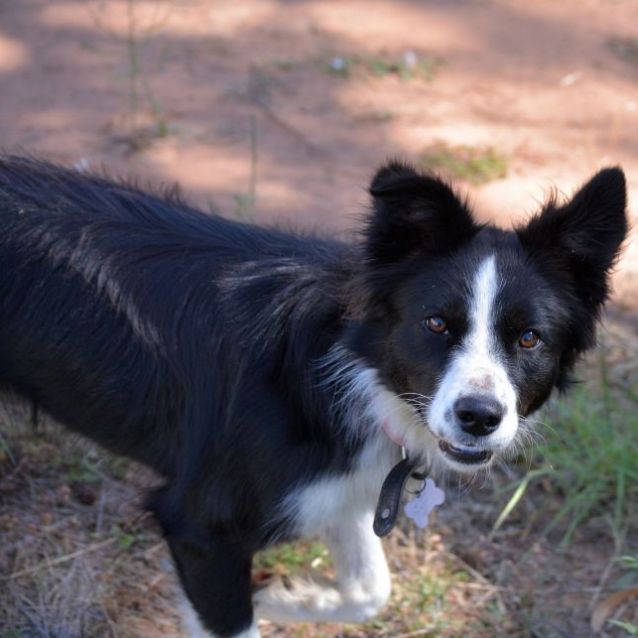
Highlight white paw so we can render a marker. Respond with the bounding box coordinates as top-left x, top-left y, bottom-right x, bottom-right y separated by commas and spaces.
253, 575, 387, 623
253, 575, 342, 622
